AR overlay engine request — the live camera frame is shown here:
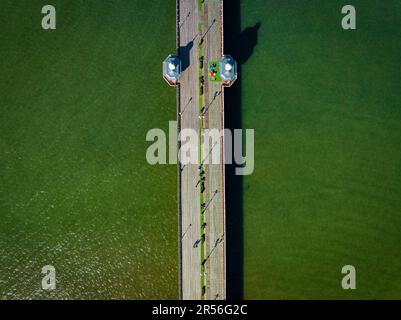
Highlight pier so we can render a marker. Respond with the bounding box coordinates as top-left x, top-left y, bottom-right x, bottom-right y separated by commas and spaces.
166, 0, 236, 300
